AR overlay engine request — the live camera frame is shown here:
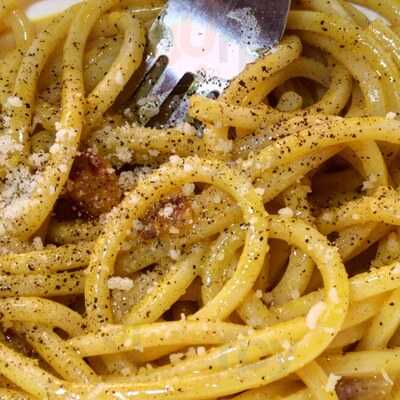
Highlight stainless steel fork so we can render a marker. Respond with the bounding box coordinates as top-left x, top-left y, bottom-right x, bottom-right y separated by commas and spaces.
130, 0, 291, 126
